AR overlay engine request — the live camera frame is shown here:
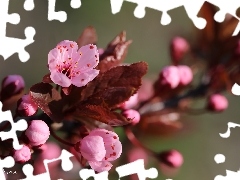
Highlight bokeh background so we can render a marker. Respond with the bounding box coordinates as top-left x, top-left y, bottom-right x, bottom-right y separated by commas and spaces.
1, 0, 240, 179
